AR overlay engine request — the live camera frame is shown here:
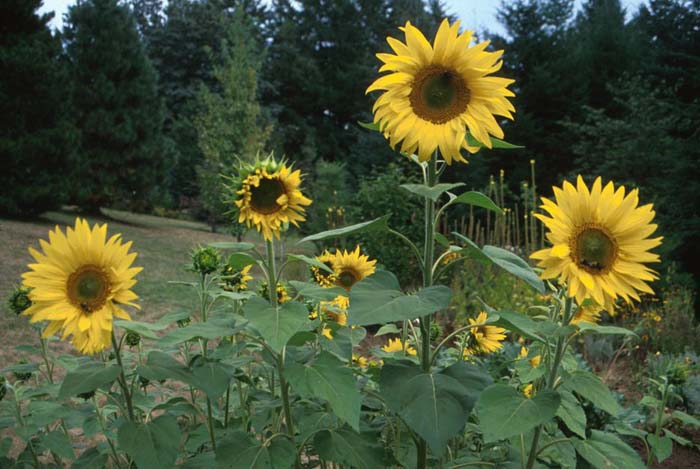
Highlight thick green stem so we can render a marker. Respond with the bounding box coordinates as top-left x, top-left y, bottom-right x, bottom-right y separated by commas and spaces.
266, 239, 278, 307
111, 331, 135, 422
647, 380, 670, 468
525, 297, 573, 469
417, 152, 438, 469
